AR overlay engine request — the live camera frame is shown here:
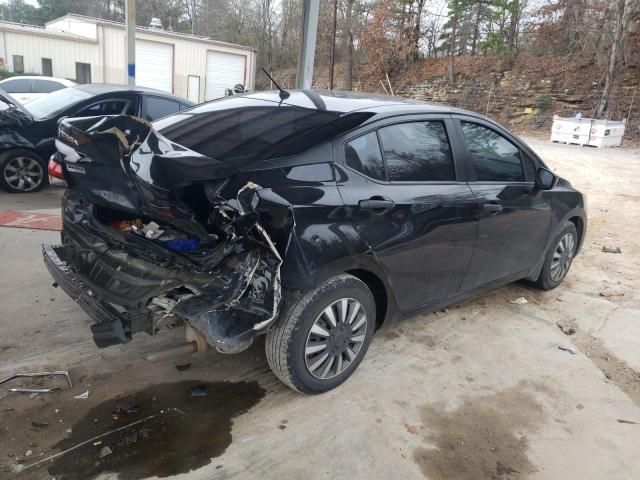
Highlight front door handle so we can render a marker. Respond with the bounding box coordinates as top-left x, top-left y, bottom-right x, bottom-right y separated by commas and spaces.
483, 203, 503, 214
358, 197, 395, 210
